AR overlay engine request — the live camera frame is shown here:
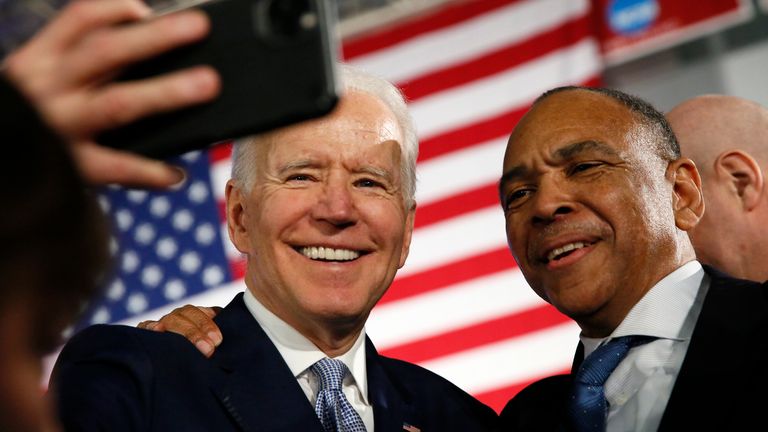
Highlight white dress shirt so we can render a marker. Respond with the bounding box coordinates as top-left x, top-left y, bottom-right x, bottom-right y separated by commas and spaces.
243, 290, 374, 431
579, 261, 707, 432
